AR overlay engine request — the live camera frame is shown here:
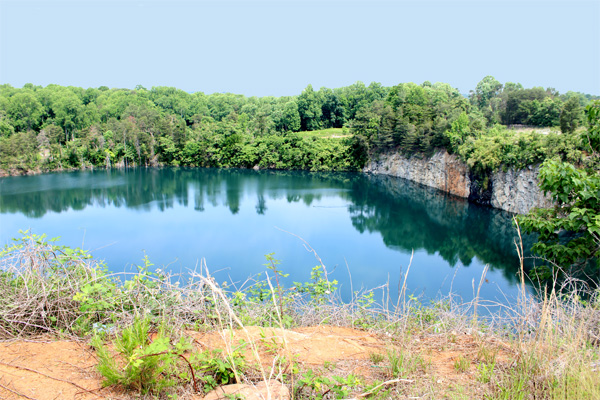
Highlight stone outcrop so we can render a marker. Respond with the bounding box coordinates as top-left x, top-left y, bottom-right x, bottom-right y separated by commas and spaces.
364, 151, 471, 198
364, 150, 552, 214
490, 165, 553, 214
